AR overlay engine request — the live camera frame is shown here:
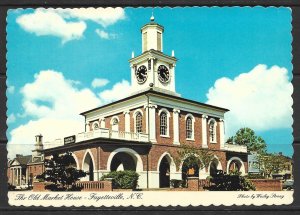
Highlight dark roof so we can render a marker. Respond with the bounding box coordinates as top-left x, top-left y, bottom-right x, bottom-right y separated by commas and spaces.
10, 155, 43, 166
14, 155, 32, 166
80, 89, 229, 116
